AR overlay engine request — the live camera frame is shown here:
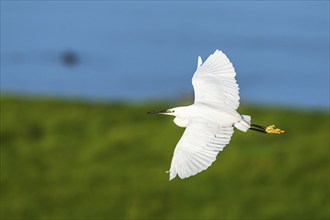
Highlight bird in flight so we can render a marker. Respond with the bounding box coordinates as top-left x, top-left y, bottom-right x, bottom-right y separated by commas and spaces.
148, 50, 284, 180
